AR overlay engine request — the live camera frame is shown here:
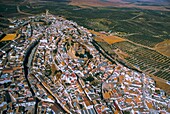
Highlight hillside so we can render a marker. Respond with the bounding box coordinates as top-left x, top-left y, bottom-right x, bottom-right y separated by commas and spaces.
155, 40, 170, 57
69, 0, 170, 11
